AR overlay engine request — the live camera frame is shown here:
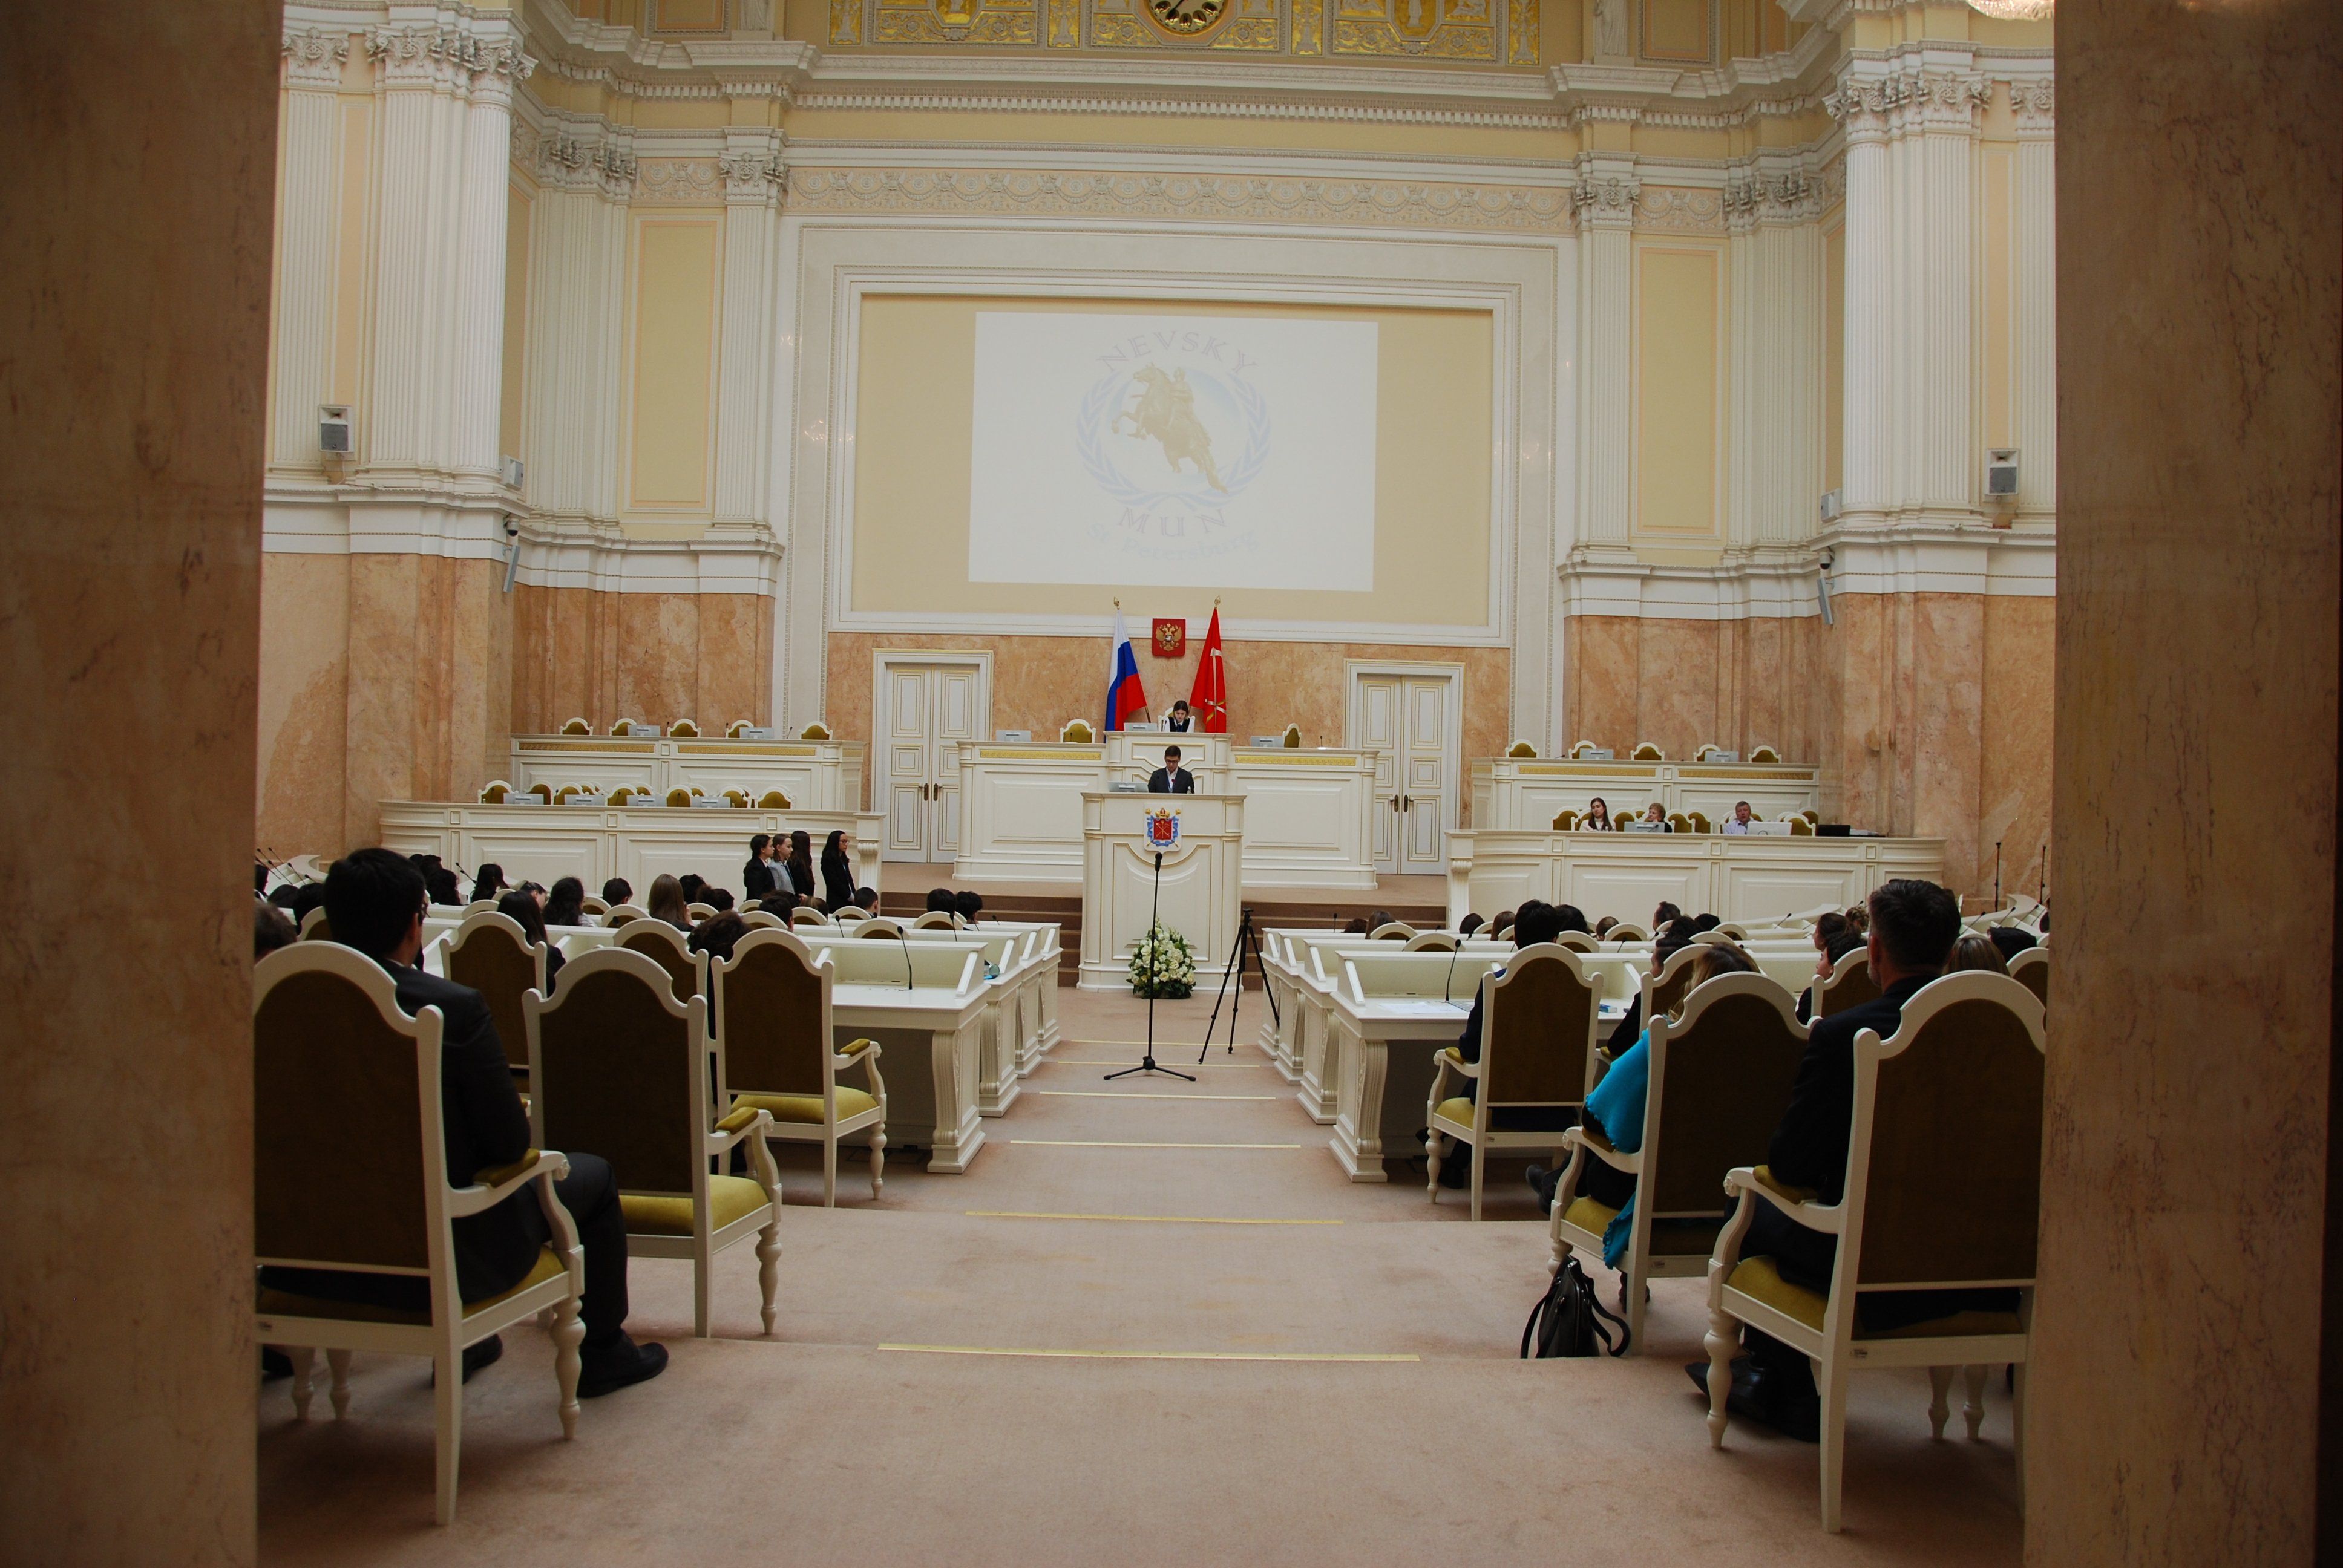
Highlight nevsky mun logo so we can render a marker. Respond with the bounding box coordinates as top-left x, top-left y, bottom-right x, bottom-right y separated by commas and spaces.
1075, 327, 1273, 561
